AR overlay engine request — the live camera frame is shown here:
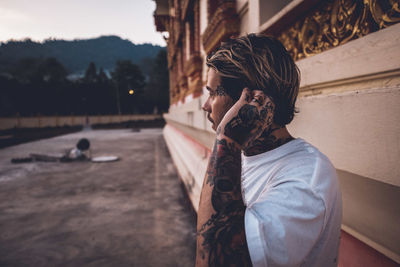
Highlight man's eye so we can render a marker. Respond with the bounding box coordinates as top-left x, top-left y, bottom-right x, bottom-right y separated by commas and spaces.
209, 91, 216, 97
